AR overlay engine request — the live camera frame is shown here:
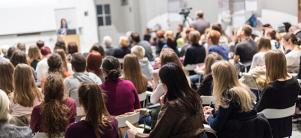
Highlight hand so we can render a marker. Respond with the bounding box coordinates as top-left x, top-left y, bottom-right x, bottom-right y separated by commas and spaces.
127, 128, 138, 138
